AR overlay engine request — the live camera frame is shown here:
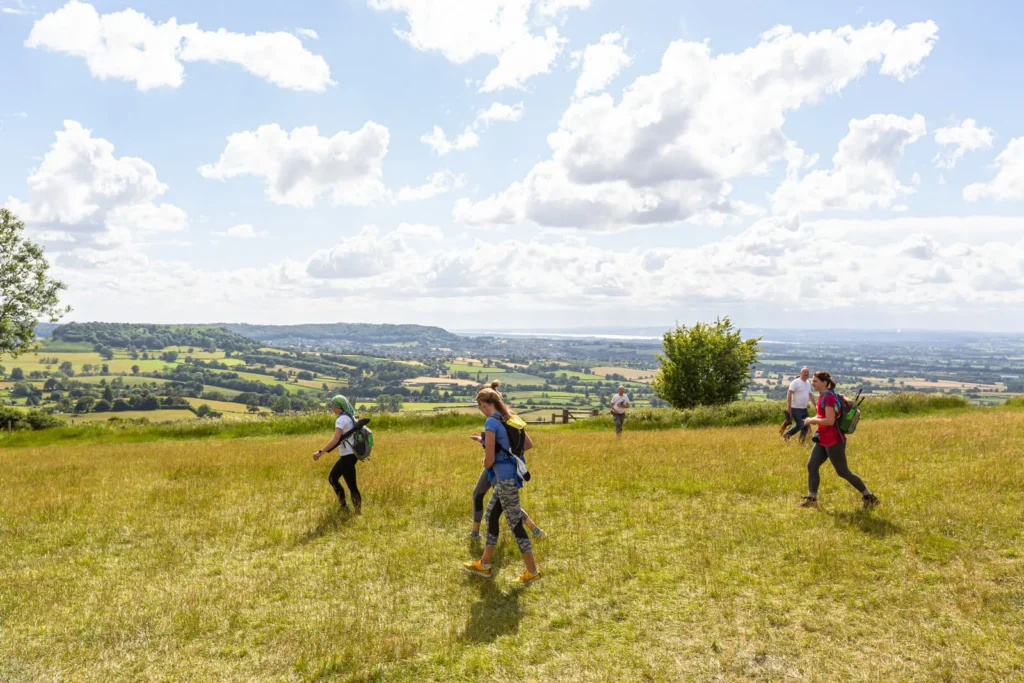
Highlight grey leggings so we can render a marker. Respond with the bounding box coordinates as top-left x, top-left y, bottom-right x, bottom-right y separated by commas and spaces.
486, 479, 532, 553
807, 441, 867, 495
472, 469, 528, 524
